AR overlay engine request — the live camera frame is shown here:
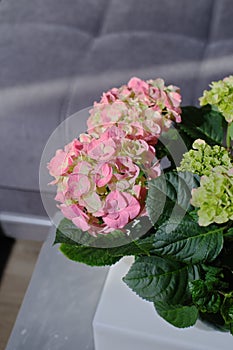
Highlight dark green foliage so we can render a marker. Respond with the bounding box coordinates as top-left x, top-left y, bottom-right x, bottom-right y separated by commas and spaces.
53, 102, 233, 332
123, 256, 189, 304
180, 105, 225, 146
60, 244, 121, 266
153, 216, 224, 264
154, 302, 198, 328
